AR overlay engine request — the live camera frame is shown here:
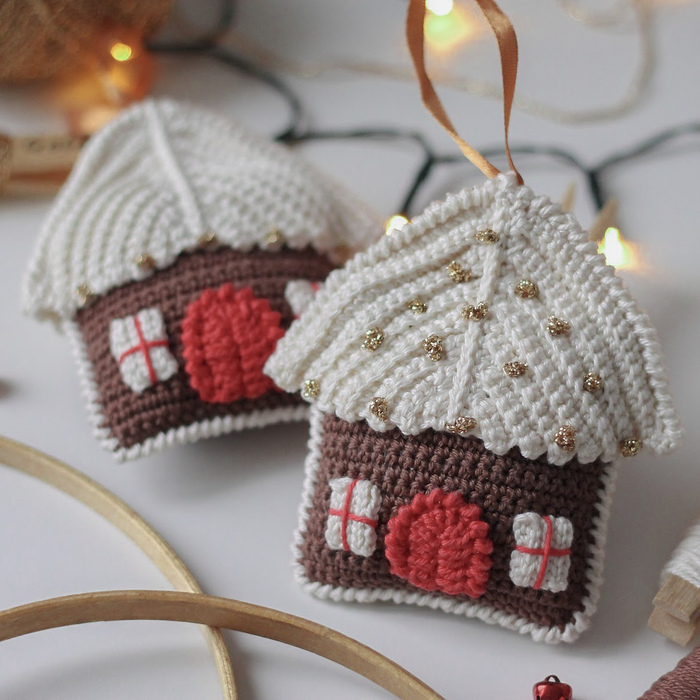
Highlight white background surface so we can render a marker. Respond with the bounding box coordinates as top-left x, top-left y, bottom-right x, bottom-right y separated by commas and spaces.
1, 1, 700, 697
